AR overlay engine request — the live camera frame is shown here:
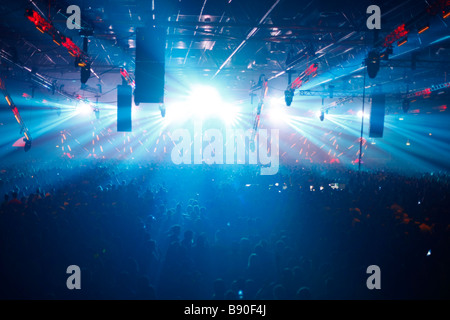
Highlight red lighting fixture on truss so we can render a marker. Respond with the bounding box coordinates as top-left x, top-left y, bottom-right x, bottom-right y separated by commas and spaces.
418, 24, 430, 34
249, 74, 269, 151
284, 63, 318, 106
374, 0, 450, 63
397, 37, 408, 47
383, 24, 410, 48
25, 8, 91, 84
0, 77, 32, 151
120, 68, 135, 89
